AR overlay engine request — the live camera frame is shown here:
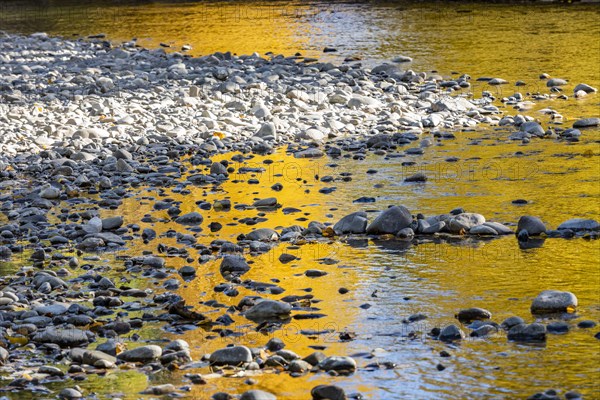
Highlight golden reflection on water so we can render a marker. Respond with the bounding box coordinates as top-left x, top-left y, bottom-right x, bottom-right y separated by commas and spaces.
85, 137, 598, 398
